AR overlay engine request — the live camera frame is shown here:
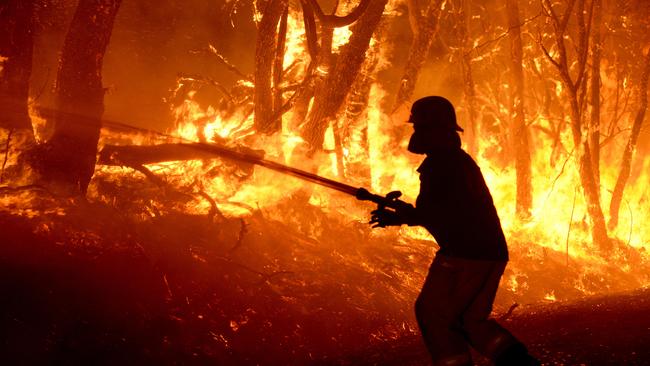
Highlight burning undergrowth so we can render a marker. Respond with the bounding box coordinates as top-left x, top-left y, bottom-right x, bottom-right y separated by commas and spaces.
1, 158, 648, 364
0, 186, 428, 363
